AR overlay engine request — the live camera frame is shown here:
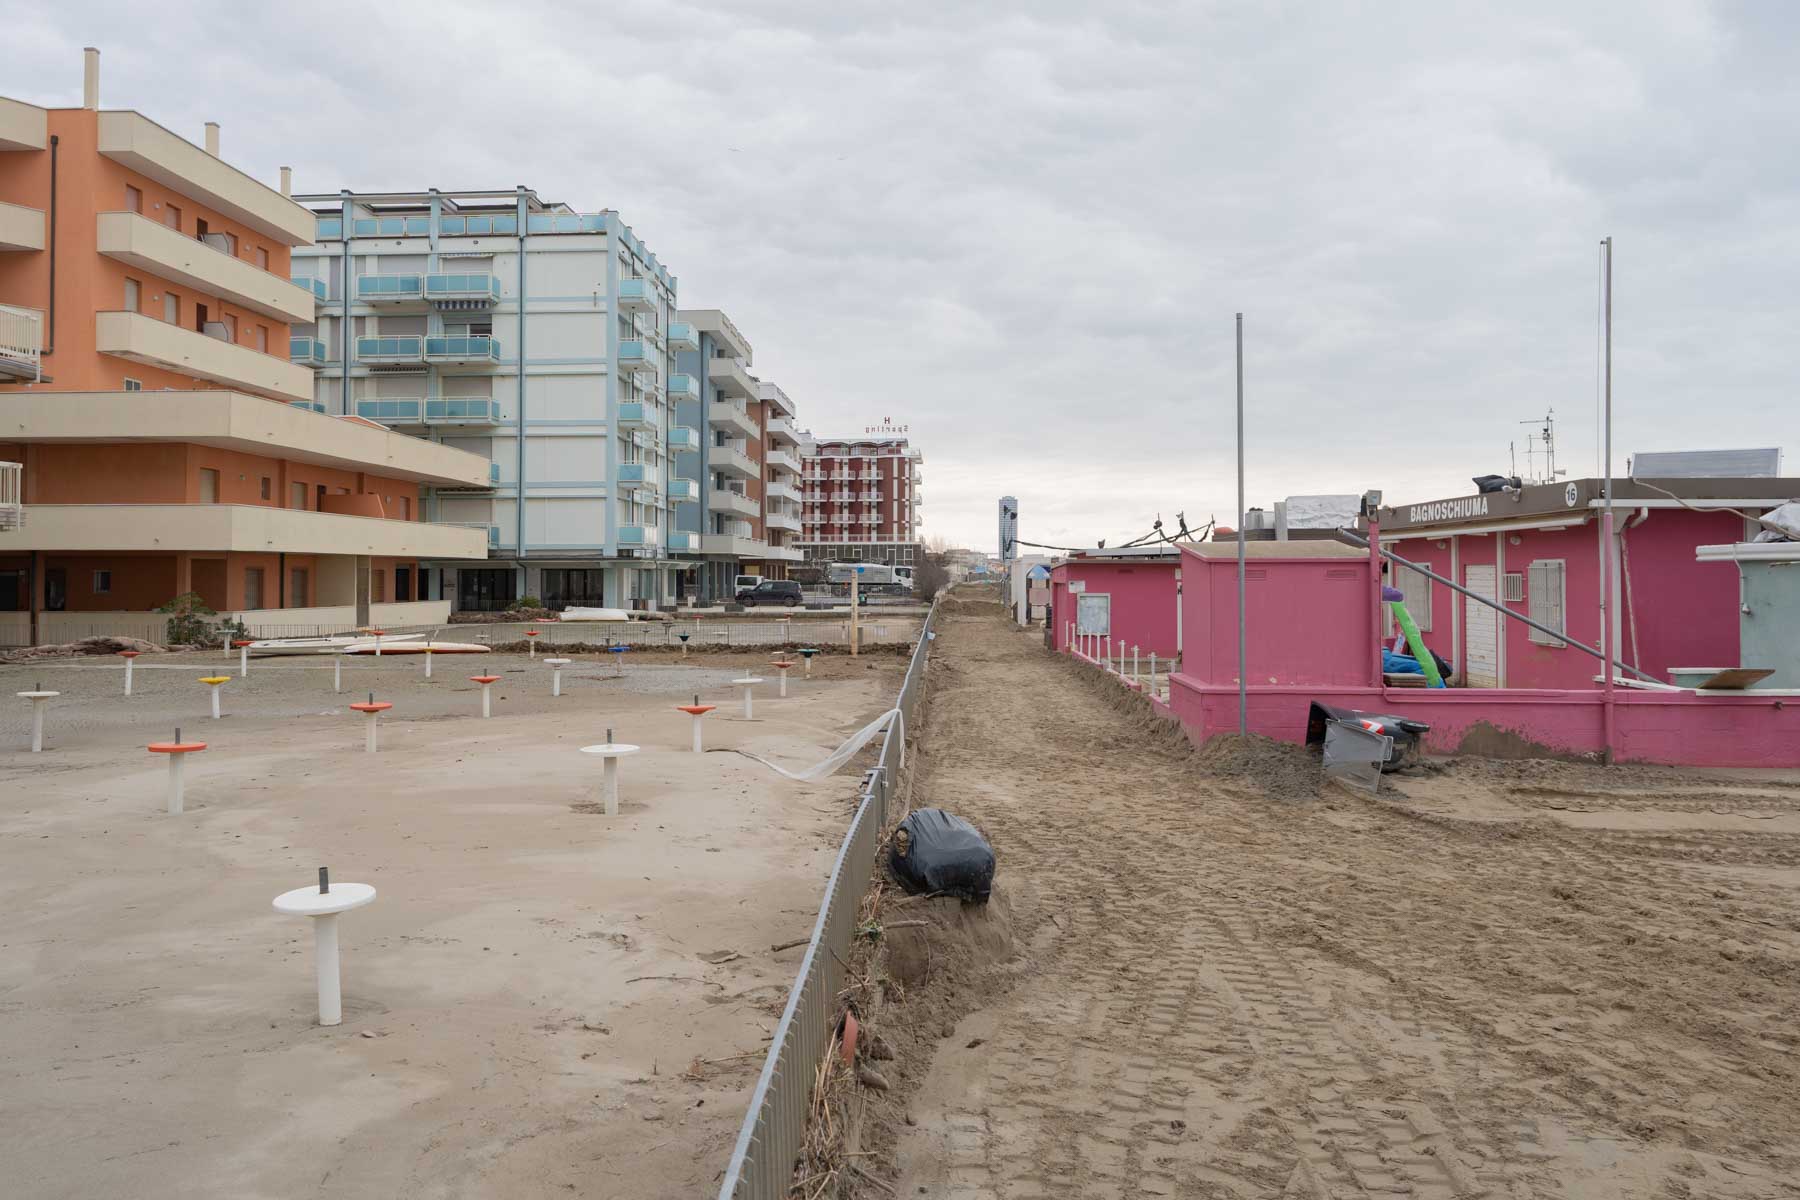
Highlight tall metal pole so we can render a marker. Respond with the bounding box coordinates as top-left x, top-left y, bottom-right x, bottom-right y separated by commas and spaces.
1601, 238, 1615, 764
1235, 313, 1247, 738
